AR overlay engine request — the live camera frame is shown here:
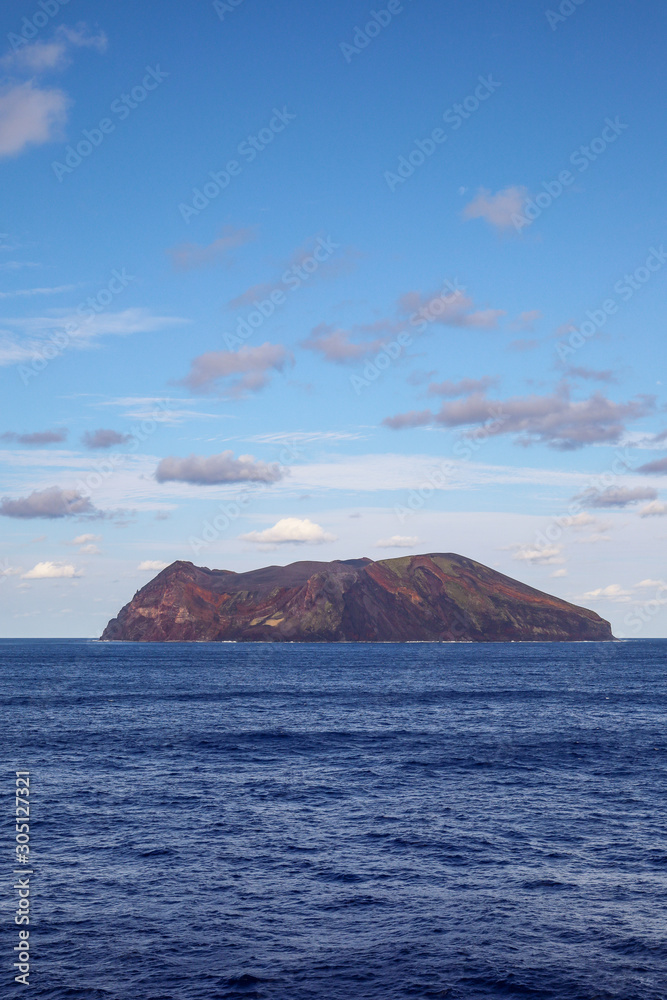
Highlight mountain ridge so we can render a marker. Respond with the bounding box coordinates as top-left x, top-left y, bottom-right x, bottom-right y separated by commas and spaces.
100, 552, 614, 642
